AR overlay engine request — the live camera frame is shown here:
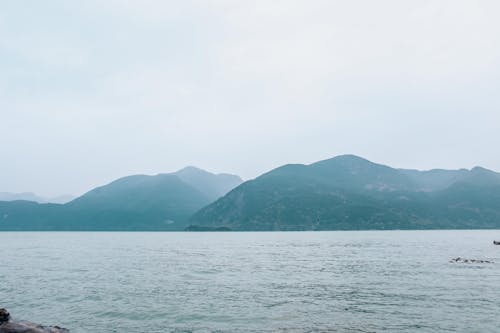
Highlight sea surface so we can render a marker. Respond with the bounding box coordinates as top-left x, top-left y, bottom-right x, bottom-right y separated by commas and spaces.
1, 231, 499, 333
